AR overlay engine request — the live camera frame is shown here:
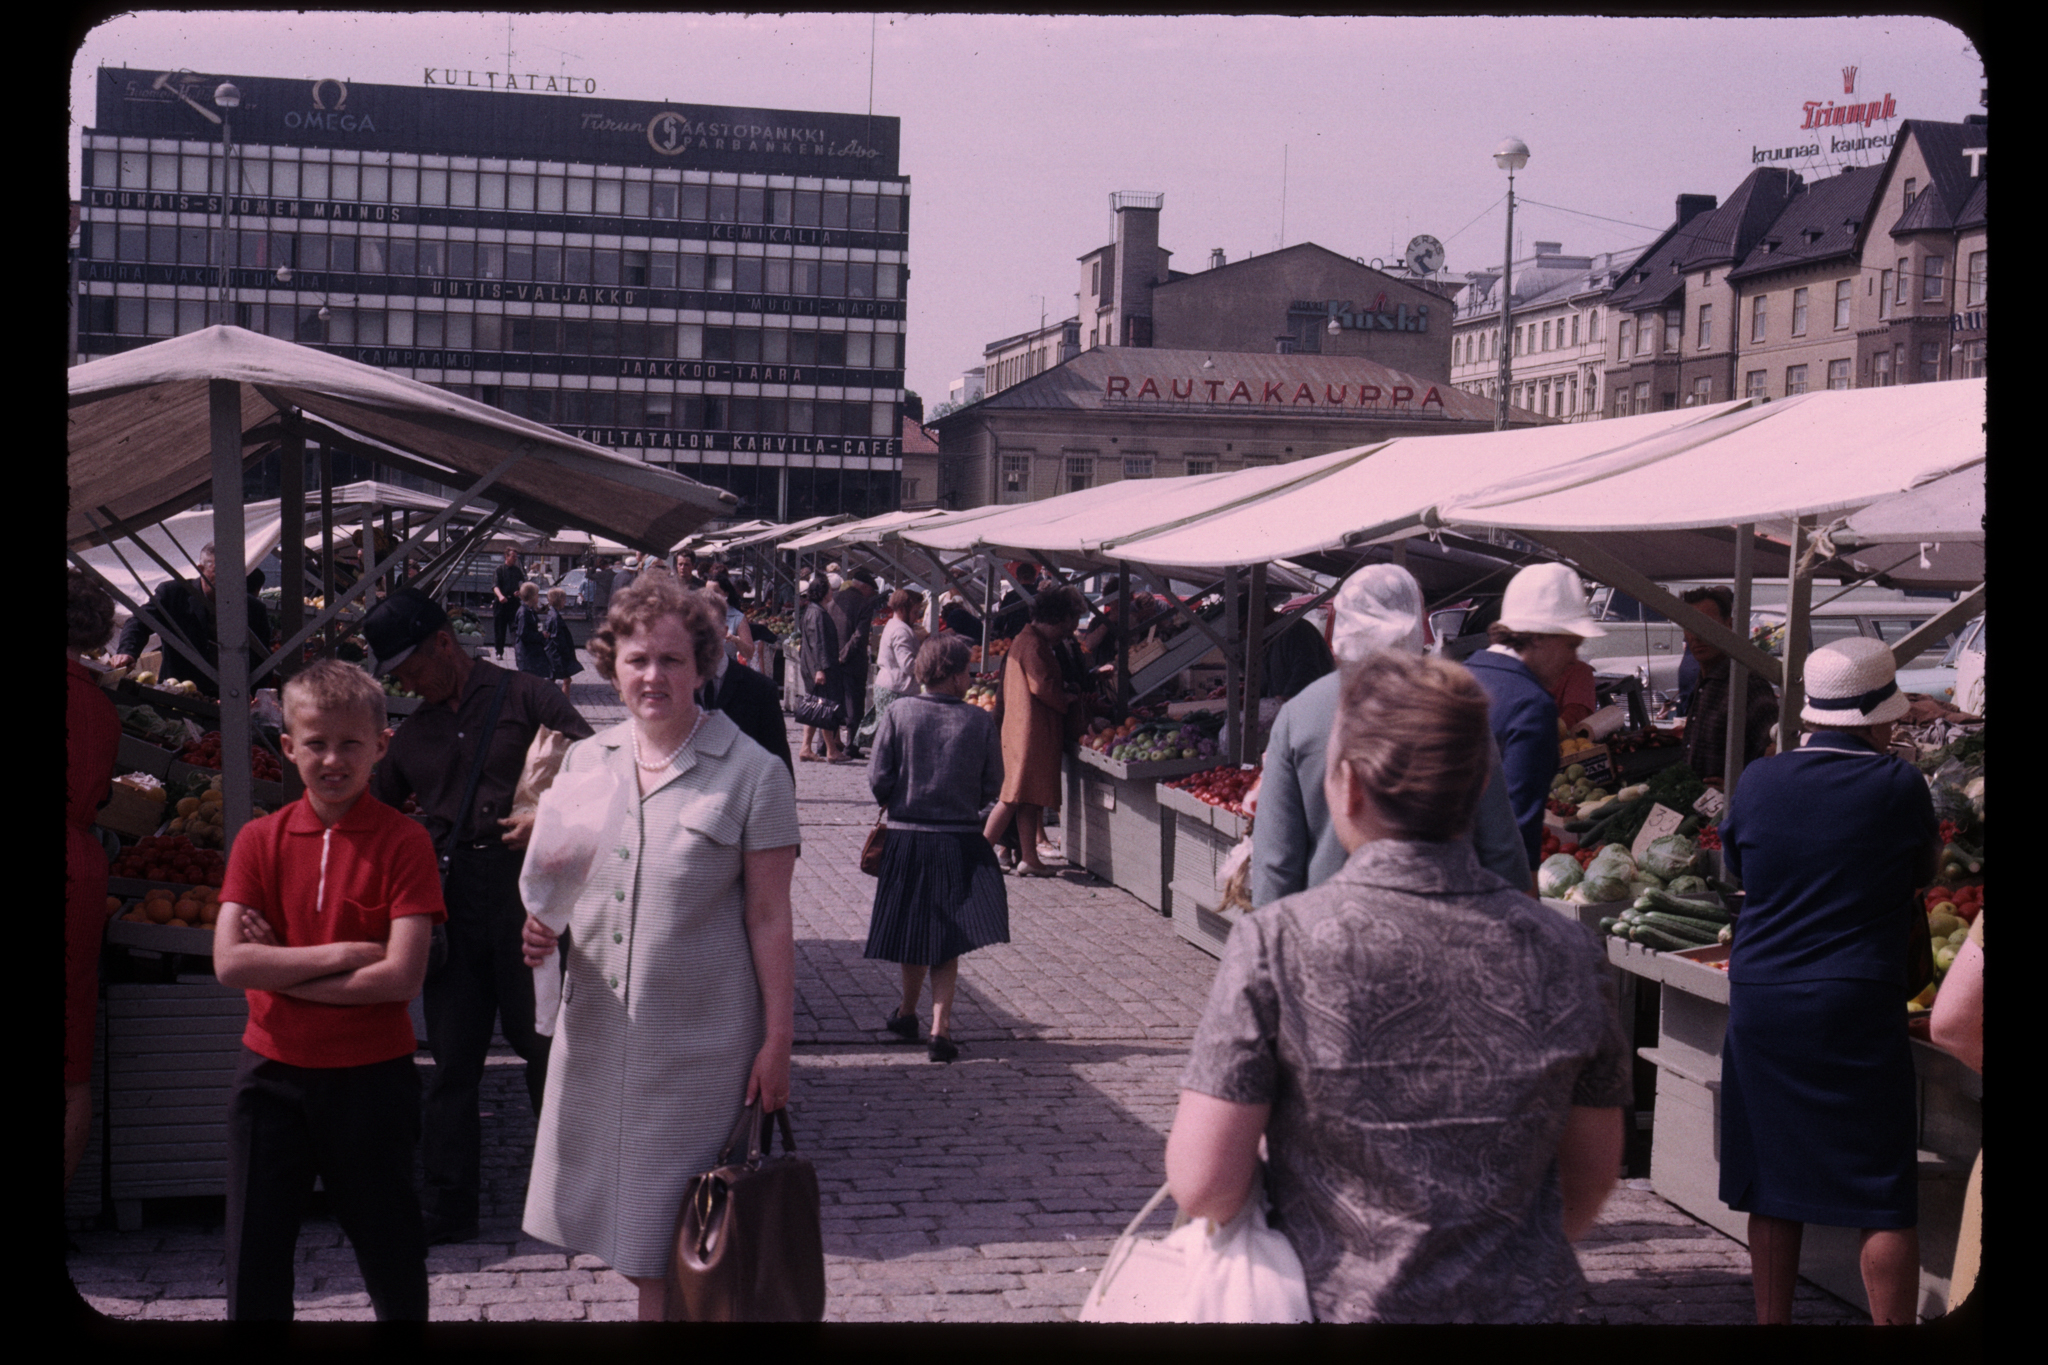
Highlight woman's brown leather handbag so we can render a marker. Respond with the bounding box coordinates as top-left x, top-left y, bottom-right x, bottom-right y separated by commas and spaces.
667, 1102, 826, 1322
858, 809, 888, 876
